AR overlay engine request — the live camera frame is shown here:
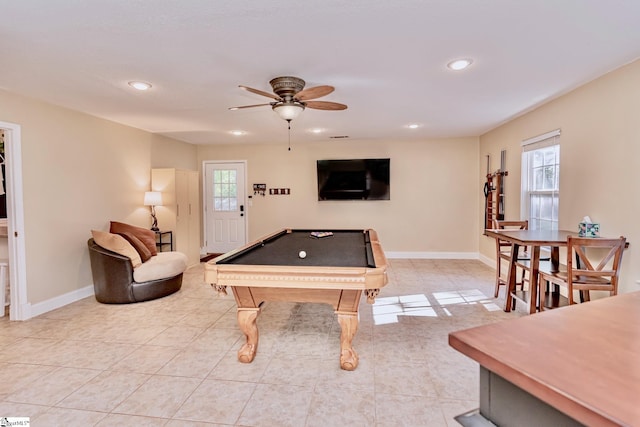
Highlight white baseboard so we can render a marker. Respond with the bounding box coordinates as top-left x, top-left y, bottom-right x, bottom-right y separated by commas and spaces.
478, 253, 495, 268
385, 251, 480, 260
28, 284, 95, 319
